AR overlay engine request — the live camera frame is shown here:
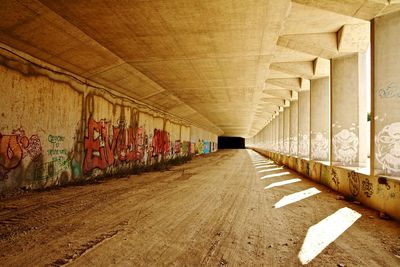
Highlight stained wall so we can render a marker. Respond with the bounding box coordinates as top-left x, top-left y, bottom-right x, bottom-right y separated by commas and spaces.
0, 46, 218, 192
